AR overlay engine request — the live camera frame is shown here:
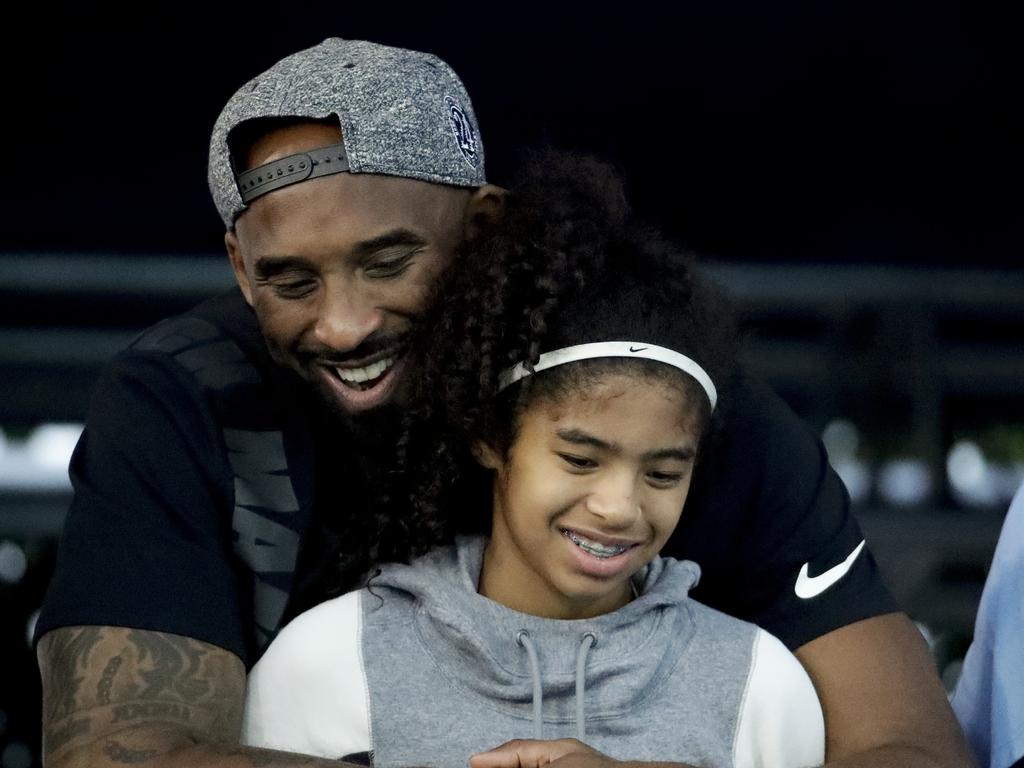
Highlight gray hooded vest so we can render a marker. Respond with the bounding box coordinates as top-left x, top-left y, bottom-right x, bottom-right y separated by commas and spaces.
243, 536, 824, 768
